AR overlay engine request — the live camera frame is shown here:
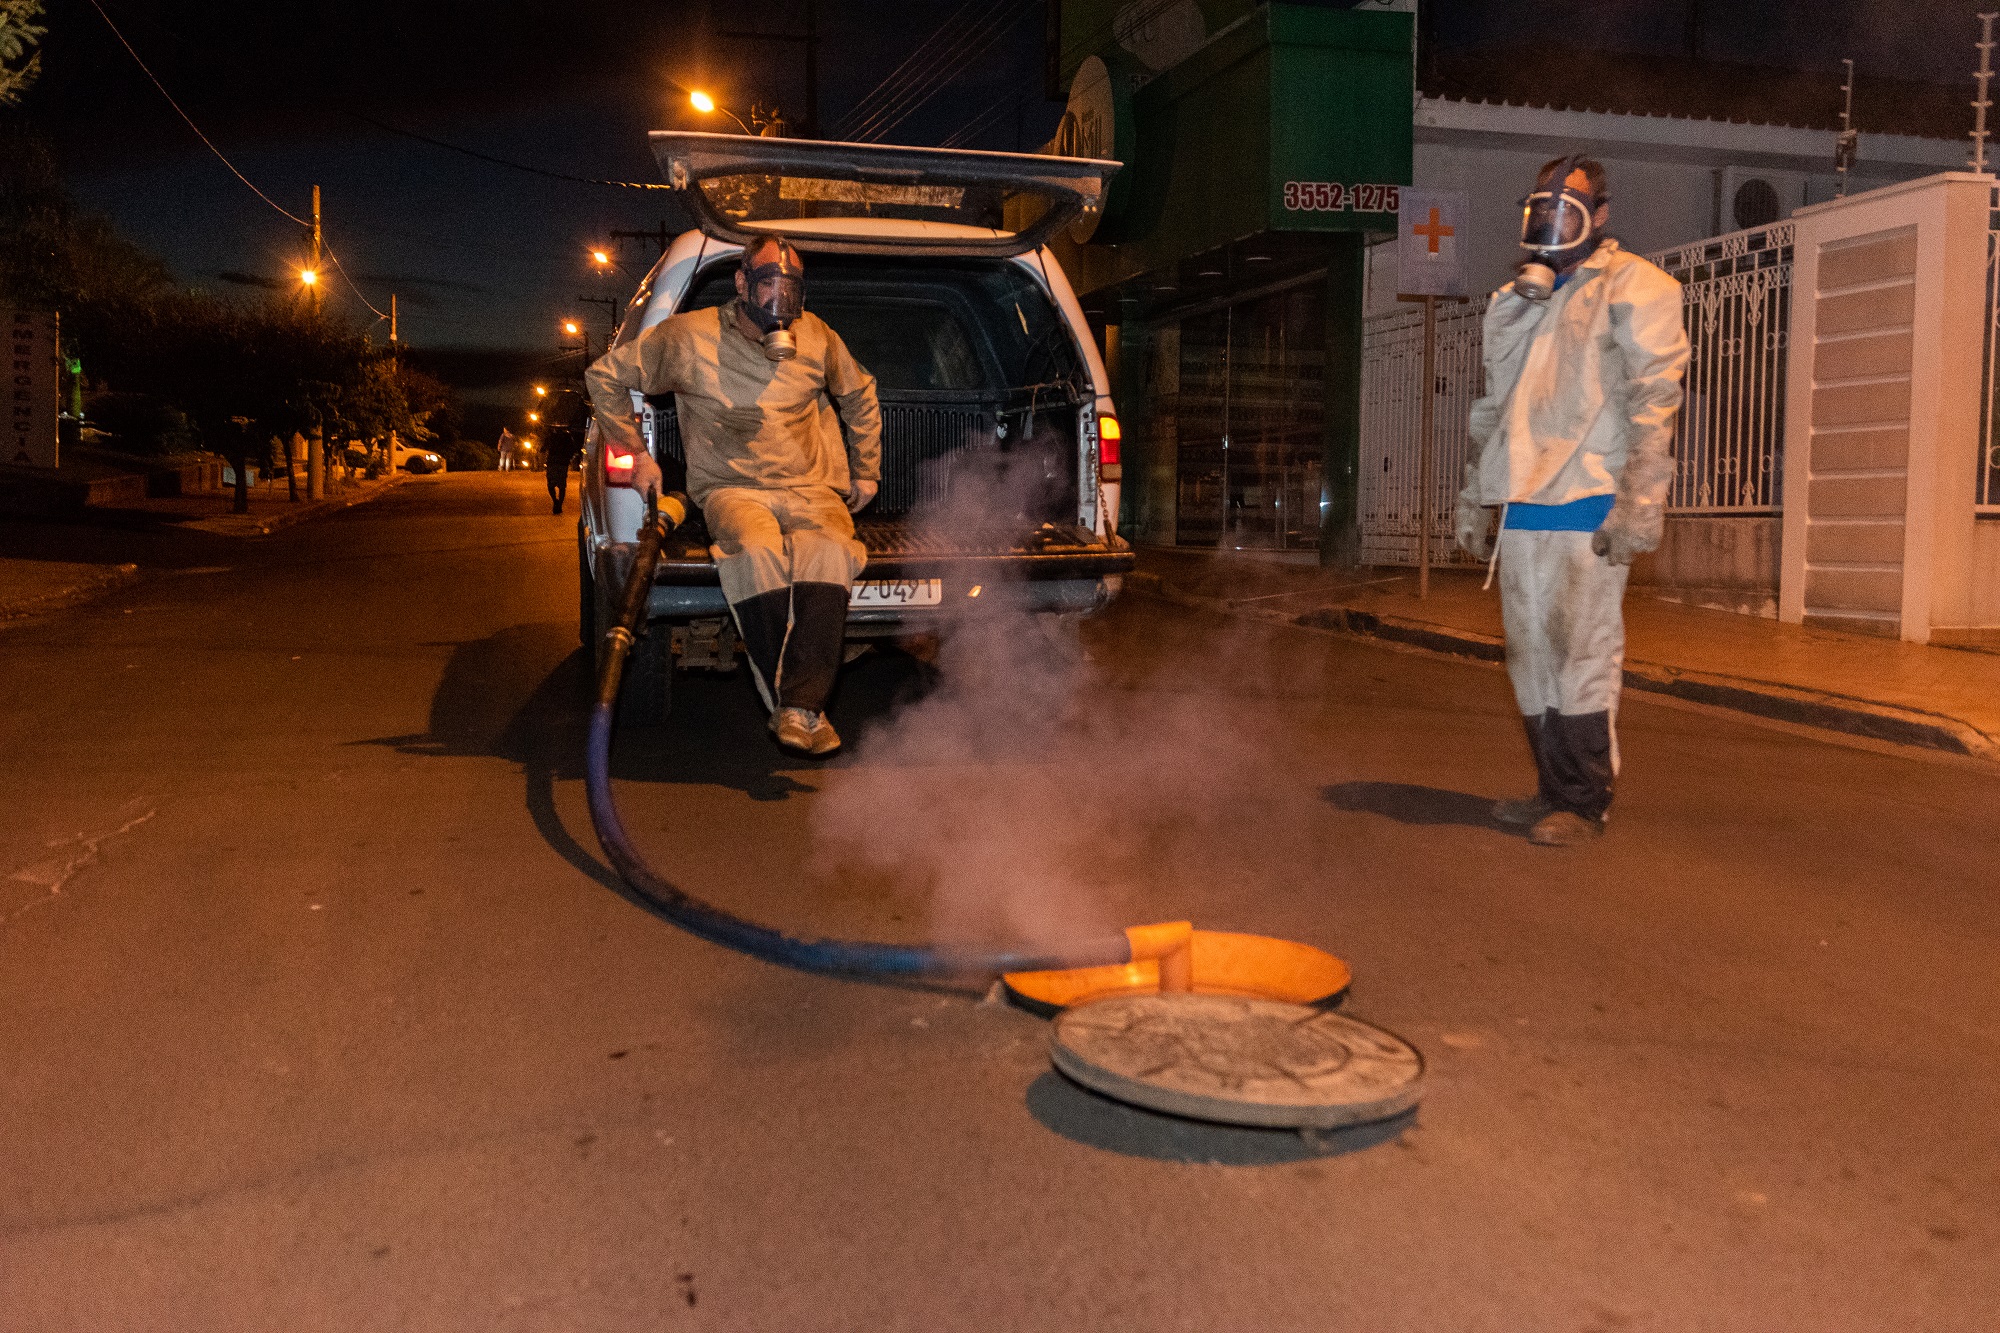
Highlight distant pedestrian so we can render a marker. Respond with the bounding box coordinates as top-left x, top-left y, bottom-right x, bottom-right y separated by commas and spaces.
1455, 156, 1690, 846
543, 388, 587, 514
